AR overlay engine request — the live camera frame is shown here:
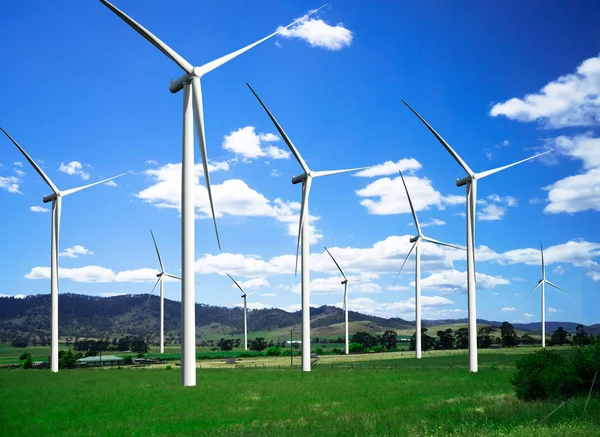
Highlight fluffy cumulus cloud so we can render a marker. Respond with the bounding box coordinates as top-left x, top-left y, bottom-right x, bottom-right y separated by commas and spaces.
30, 206, 49, 213
353, 158, 422, 178
477, 194, 518, 221
0, 175, 21, 193
0, 294, 26, 299
278, 16, 352, 51
236, 277, 270, 290
501, 307, 517, 312
59, 161, 90, 180
222, 126, 288, 161
290, 276, 383, 295
524, 313, 535, 319
334, 296, 462, 319
497, 240, 600, 269
587, 271, 600, 281
59, 245, 93, 258
24, 266, 177, 283
490, 54, 600, 128
415, 269, 510, 294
